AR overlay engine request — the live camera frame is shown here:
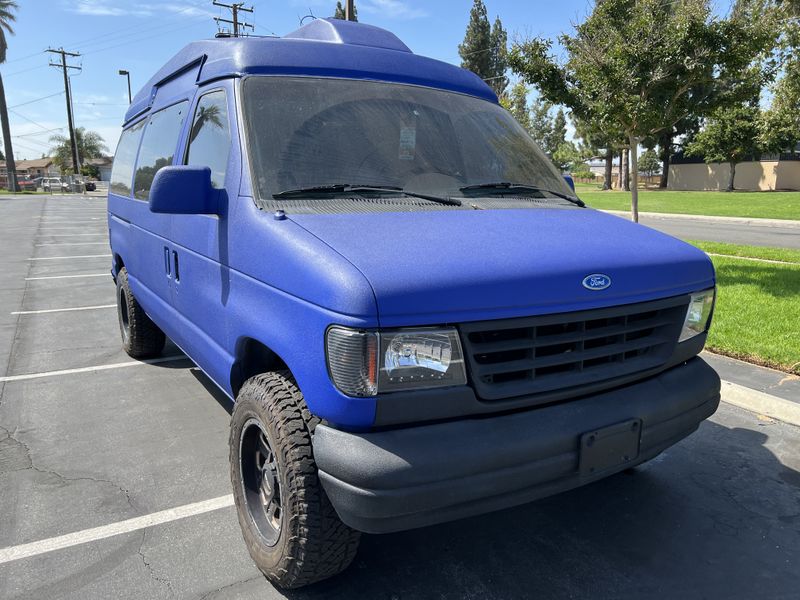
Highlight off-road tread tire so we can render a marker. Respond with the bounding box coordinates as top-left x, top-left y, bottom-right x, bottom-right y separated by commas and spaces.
116, 267, 166, 359
230, 371, 360, 589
